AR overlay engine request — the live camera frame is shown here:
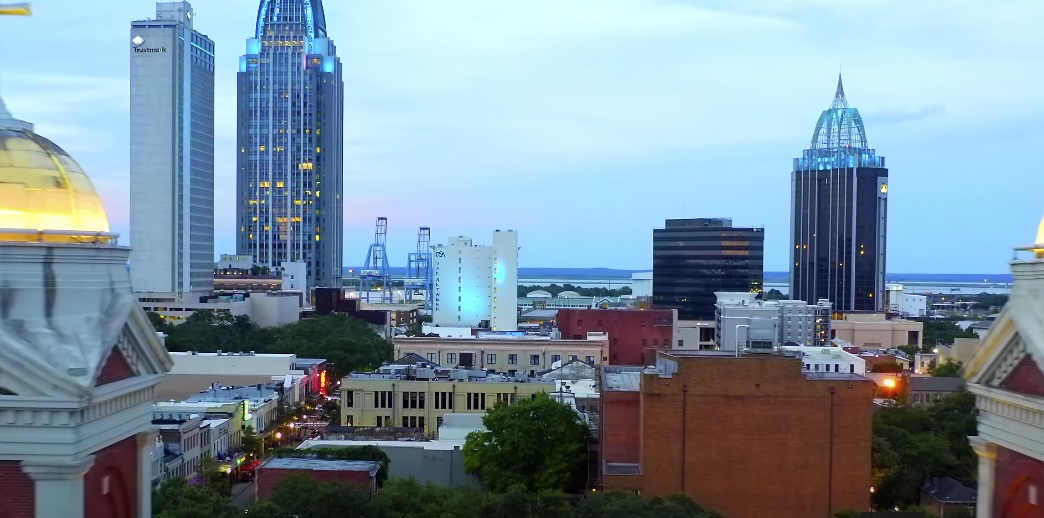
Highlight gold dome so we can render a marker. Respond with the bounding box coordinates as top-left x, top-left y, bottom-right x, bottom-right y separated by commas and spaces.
0, 122, 111, 243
